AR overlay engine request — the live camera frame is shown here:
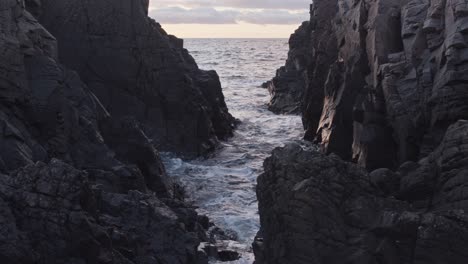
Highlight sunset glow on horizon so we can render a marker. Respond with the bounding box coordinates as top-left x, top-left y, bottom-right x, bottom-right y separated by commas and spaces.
148, 0, 311, 38
159, 23, 302, 39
